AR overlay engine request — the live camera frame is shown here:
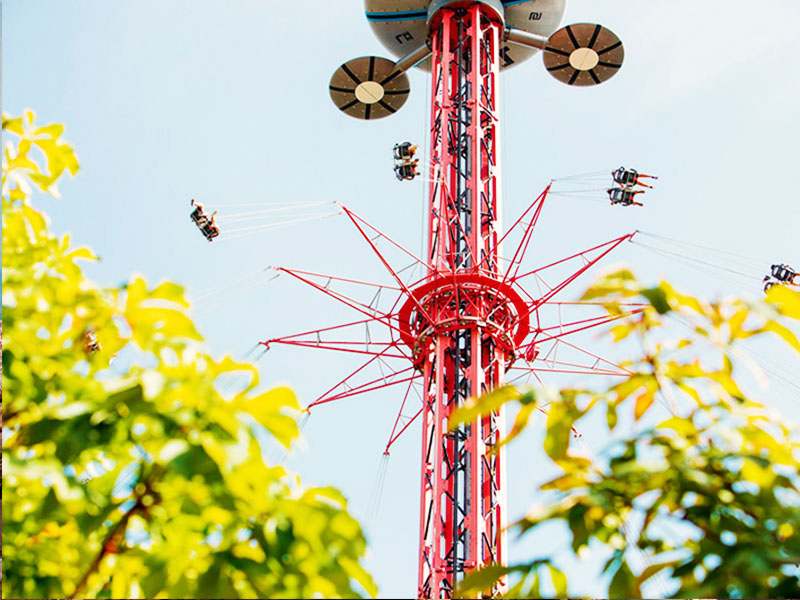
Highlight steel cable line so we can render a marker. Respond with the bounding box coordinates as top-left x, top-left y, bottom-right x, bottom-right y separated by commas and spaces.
549, 187, 609, 194
273, 411, 311, 467
635, 231, 770, 268
551, 169, 611, 181
223, 212, 341, 235
191, 267, 274, 305
548, 193, 608, 204
209, 200, 333, 209
634, 244, 754, 287
192, 274, 280, 317
631, 240, 760, 280
573, 431, 674, 599
217, 212, 341, 242
365, 453, 391, 536
216, 201, 336, 222
668, 312, 800, 403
